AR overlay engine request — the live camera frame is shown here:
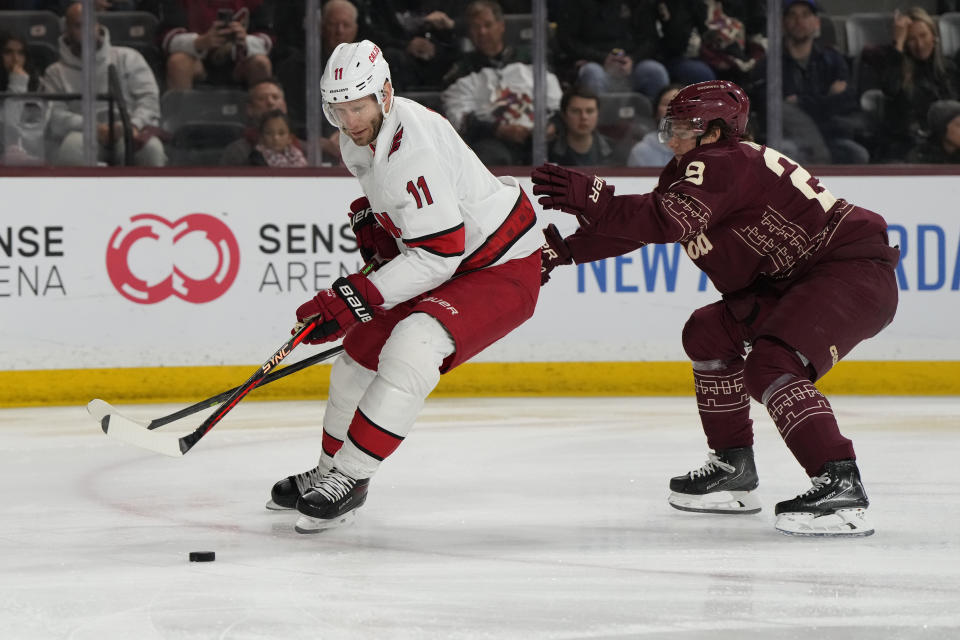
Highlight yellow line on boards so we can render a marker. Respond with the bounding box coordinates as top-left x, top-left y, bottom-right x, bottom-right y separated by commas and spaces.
1, 361, 958, 408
